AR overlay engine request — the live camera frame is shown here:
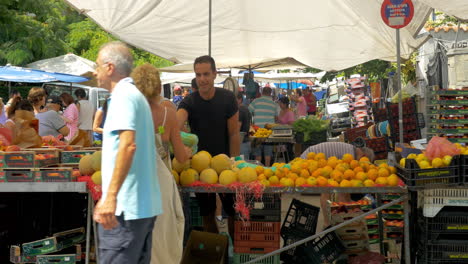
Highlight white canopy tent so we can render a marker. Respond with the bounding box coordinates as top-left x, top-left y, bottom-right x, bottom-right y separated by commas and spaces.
63, 0, 442, 71
26, 53, 96, 76
419, 0, 468, 21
